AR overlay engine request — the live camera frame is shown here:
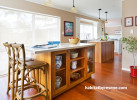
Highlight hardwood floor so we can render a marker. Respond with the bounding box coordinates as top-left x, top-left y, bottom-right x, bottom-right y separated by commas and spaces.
0, 54, 137, 100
